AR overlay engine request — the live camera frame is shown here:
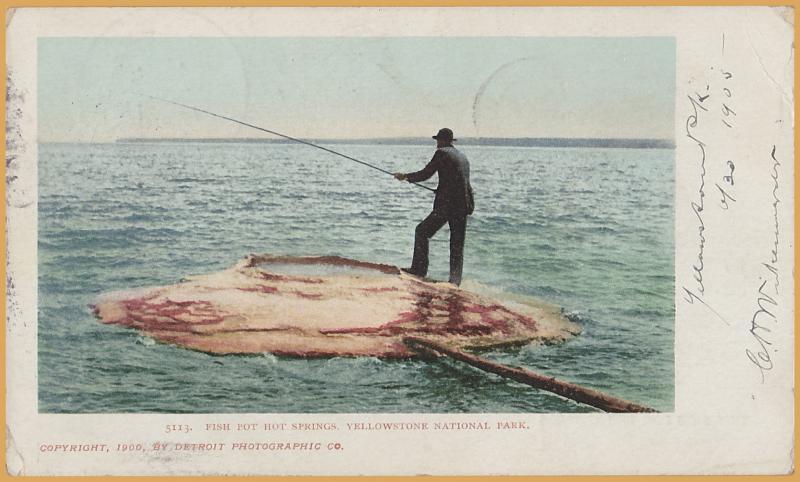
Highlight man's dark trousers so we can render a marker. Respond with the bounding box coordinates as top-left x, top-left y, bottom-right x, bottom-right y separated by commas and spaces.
410, 210, 467, 285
